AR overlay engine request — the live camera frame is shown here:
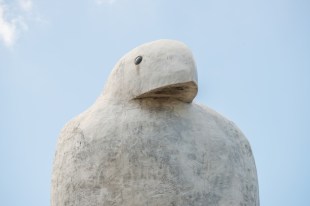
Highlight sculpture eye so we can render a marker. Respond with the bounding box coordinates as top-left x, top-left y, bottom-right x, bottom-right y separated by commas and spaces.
134, 56, 143, 65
